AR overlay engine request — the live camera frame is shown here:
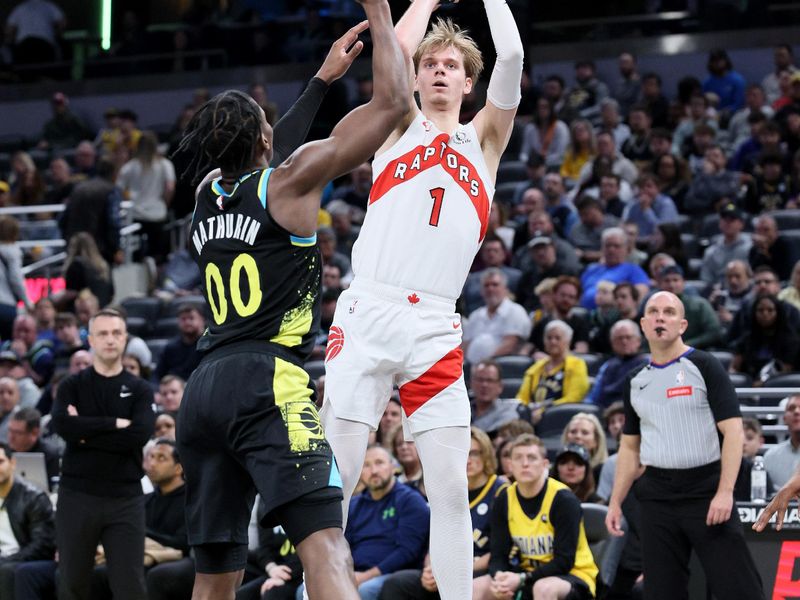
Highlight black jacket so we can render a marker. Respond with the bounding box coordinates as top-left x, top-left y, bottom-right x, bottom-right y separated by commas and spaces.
1, 477, 56, 563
